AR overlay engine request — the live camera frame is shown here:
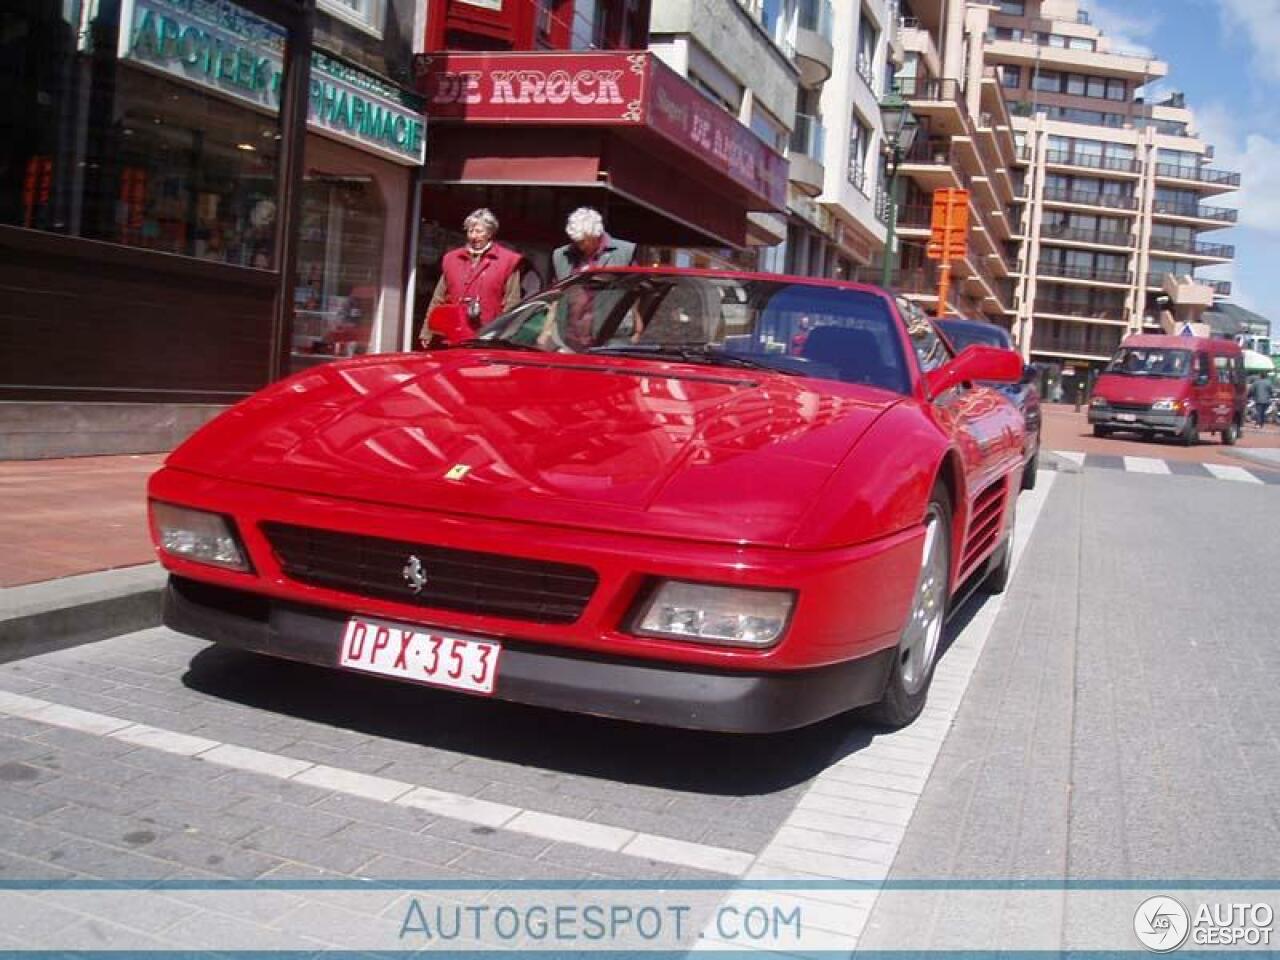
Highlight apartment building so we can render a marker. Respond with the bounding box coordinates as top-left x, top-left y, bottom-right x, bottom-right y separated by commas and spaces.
649, 0, 896, 278
983, 0, 1240, 373
853, 0, 1020, 324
